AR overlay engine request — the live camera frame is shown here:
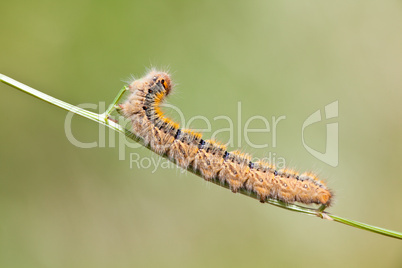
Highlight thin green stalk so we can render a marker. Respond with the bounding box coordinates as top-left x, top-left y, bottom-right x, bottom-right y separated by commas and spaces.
1, 73, 401, 240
